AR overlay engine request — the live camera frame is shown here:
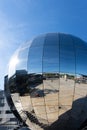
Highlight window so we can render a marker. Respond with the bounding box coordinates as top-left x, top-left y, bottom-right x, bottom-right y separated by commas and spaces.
6, 110, 12, 114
